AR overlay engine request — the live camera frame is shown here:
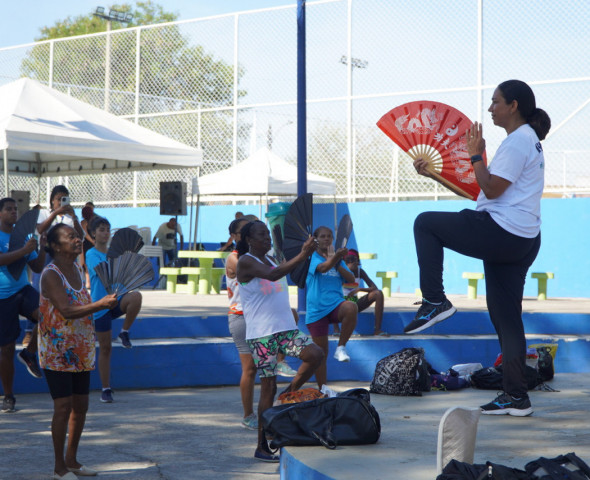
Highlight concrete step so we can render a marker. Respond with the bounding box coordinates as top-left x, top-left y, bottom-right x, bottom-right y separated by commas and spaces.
14, 330, 589, 395
20, 310, 590, 340
14, 309, 590, 394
